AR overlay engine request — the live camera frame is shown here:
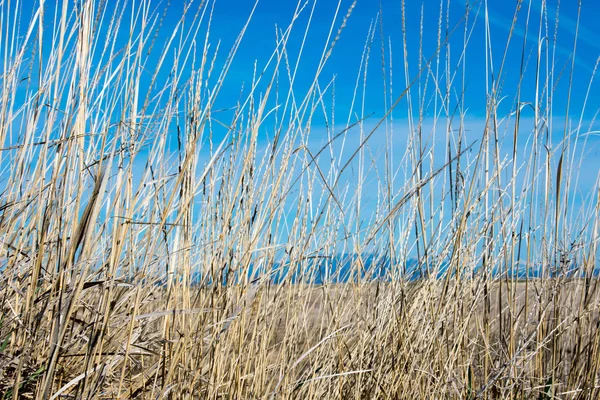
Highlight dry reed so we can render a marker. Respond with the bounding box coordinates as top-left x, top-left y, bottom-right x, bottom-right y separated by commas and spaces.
1, 0, 599, 398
